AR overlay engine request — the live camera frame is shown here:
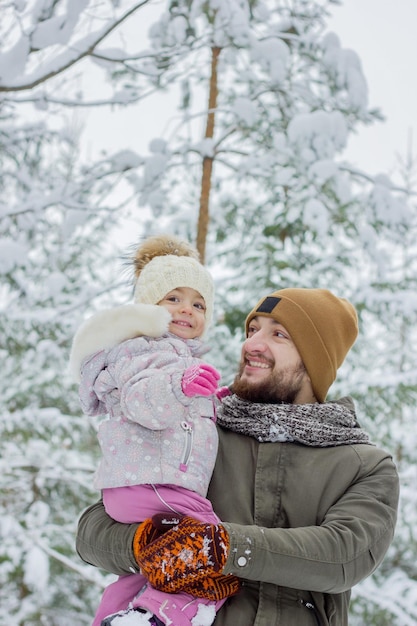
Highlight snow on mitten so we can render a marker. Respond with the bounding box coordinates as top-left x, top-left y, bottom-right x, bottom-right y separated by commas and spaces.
181, 364, 220, 397
133, 516, 230, 593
